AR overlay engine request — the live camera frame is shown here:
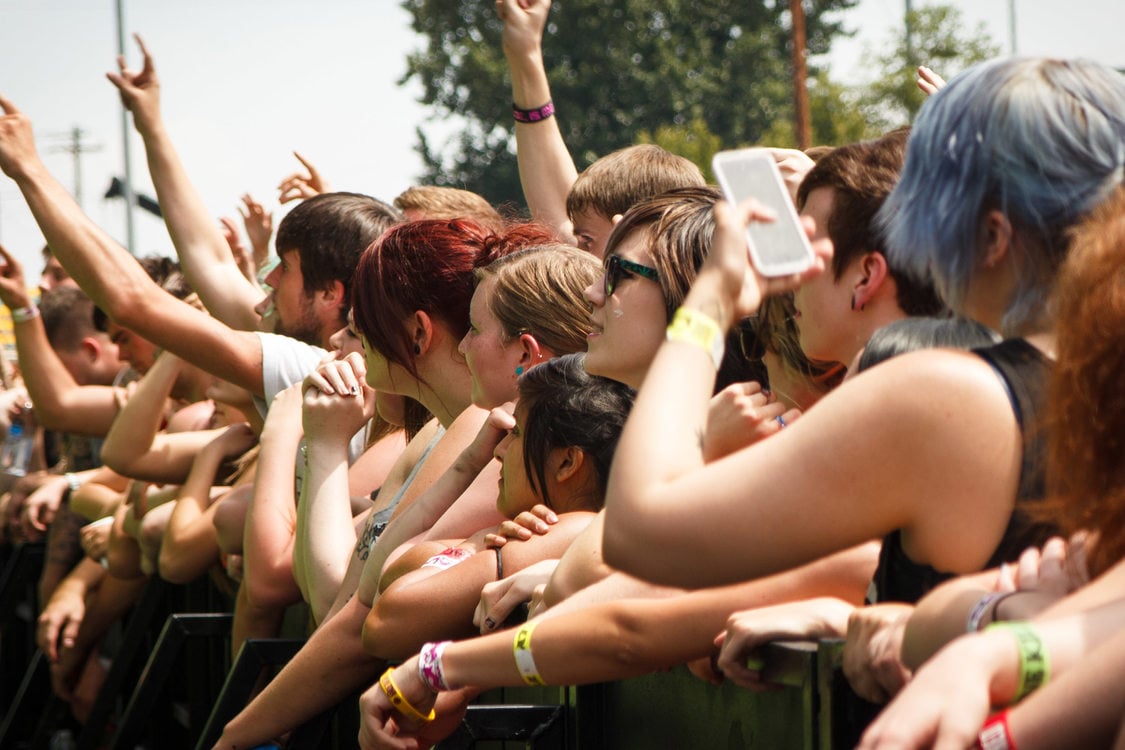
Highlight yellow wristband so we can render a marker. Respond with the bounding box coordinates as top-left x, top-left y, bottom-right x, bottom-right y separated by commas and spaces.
379, 667, 436, 724
986, 622, 1049, 701
666, 307, 724, 369
512, 621, 546, 686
